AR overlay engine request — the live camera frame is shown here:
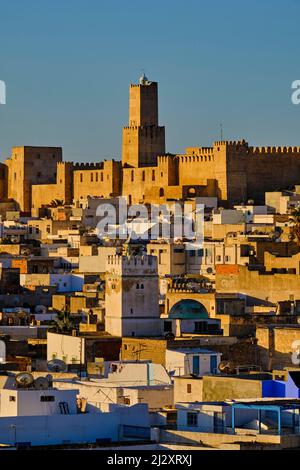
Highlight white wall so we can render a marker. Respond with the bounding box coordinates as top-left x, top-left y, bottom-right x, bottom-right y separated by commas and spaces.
165, 350, 221, 377
104, 362, 171, 386
54, 381, 120, 412
0, 340, 6, 362
79, 247, 116, 274
106, 317, 163, 338
176, 403, 227, 432
213, 210, 244, 225
177, 408, 214, 432
0, 403, 149, 446
47, 332, 85, 364
121, 386, 173, 411
252, 214, 274, 224
234, 205, 268, 223
0, 389, 78, 417
19, 273, 84, 292
53, 362, 172, 413
50, 274, 84, 292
